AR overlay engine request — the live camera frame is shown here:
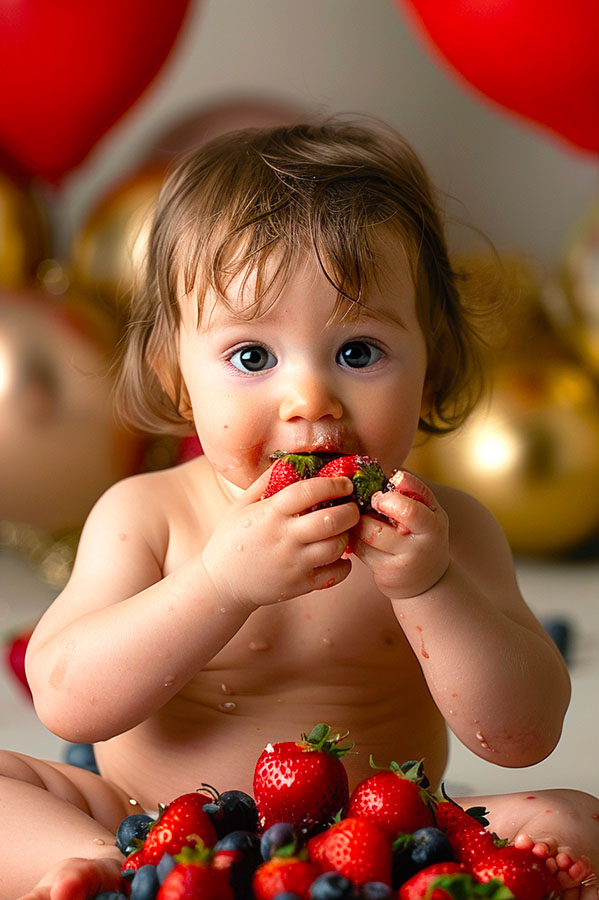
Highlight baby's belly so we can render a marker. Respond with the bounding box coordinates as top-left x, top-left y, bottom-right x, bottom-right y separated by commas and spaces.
94, 667, 448, 810
95, 571, 448, 809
